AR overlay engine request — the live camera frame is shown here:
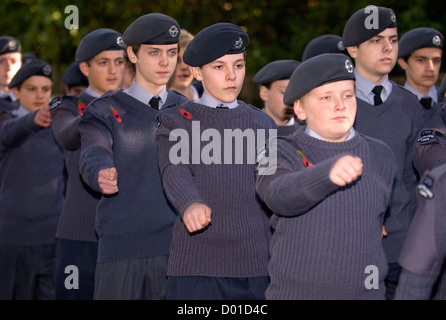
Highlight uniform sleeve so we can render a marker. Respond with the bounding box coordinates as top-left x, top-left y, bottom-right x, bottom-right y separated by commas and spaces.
413, 129, 446, 176
78, 105, 114, 192
50, 98, 82, 150
0, 110, 39, 149
256, 138, 341, 217
396, 164, 446, 299
156, 112, 207, 217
